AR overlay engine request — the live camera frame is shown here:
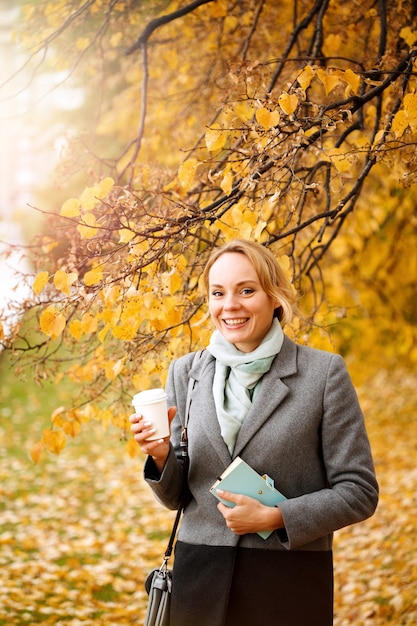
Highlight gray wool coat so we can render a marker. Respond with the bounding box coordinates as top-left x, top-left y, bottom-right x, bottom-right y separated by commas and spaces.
144, 336, 378, 625
145, 335, 378, 552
